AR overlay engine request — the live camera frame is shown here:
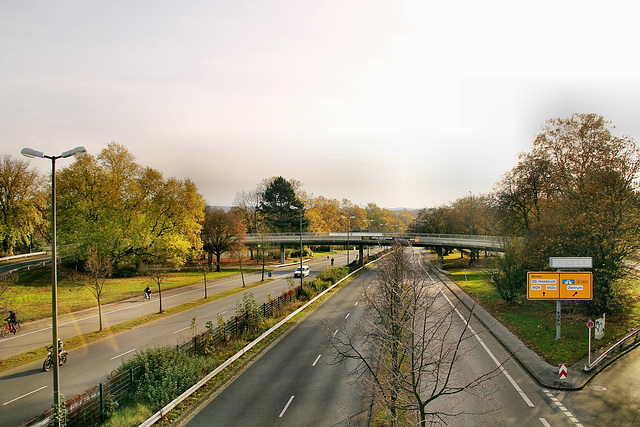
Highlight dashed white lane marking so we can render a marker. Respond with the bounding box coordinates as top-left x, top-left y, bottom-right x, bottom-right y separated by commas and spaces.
312, 354, 321, 366
3, 386, 47, 405
110, 348, 136, 360
345, 313, 350, 319
279, 395, 295, 418
539, 418, 551, 427
173, 326, 190, 334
